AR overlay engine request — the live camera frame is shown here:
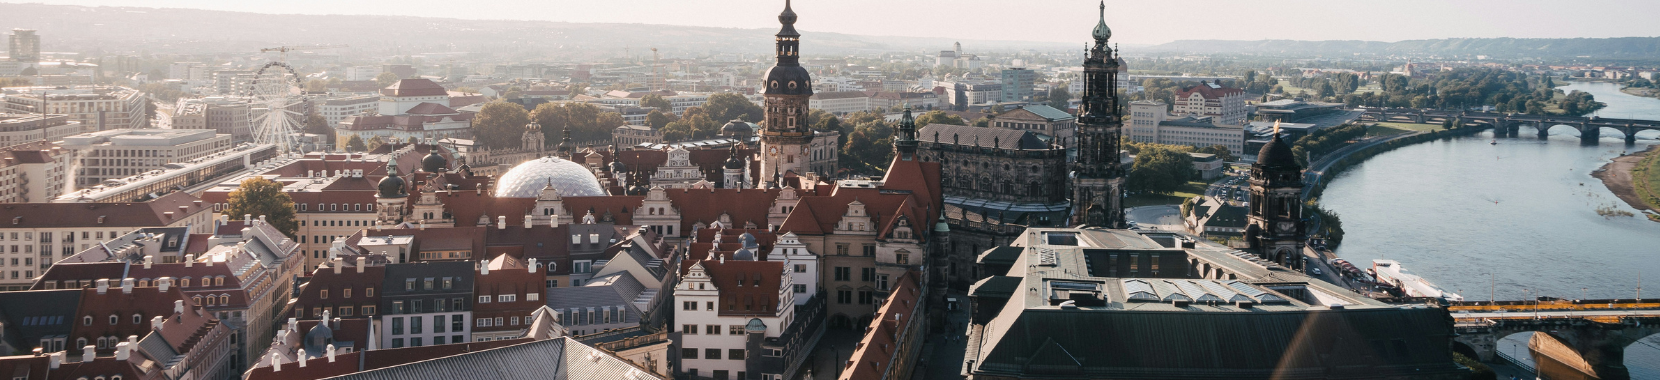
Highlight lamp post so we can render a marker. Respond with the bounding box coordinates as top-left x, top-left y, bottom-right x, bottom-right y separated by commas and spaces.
832, 344, 839, 378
